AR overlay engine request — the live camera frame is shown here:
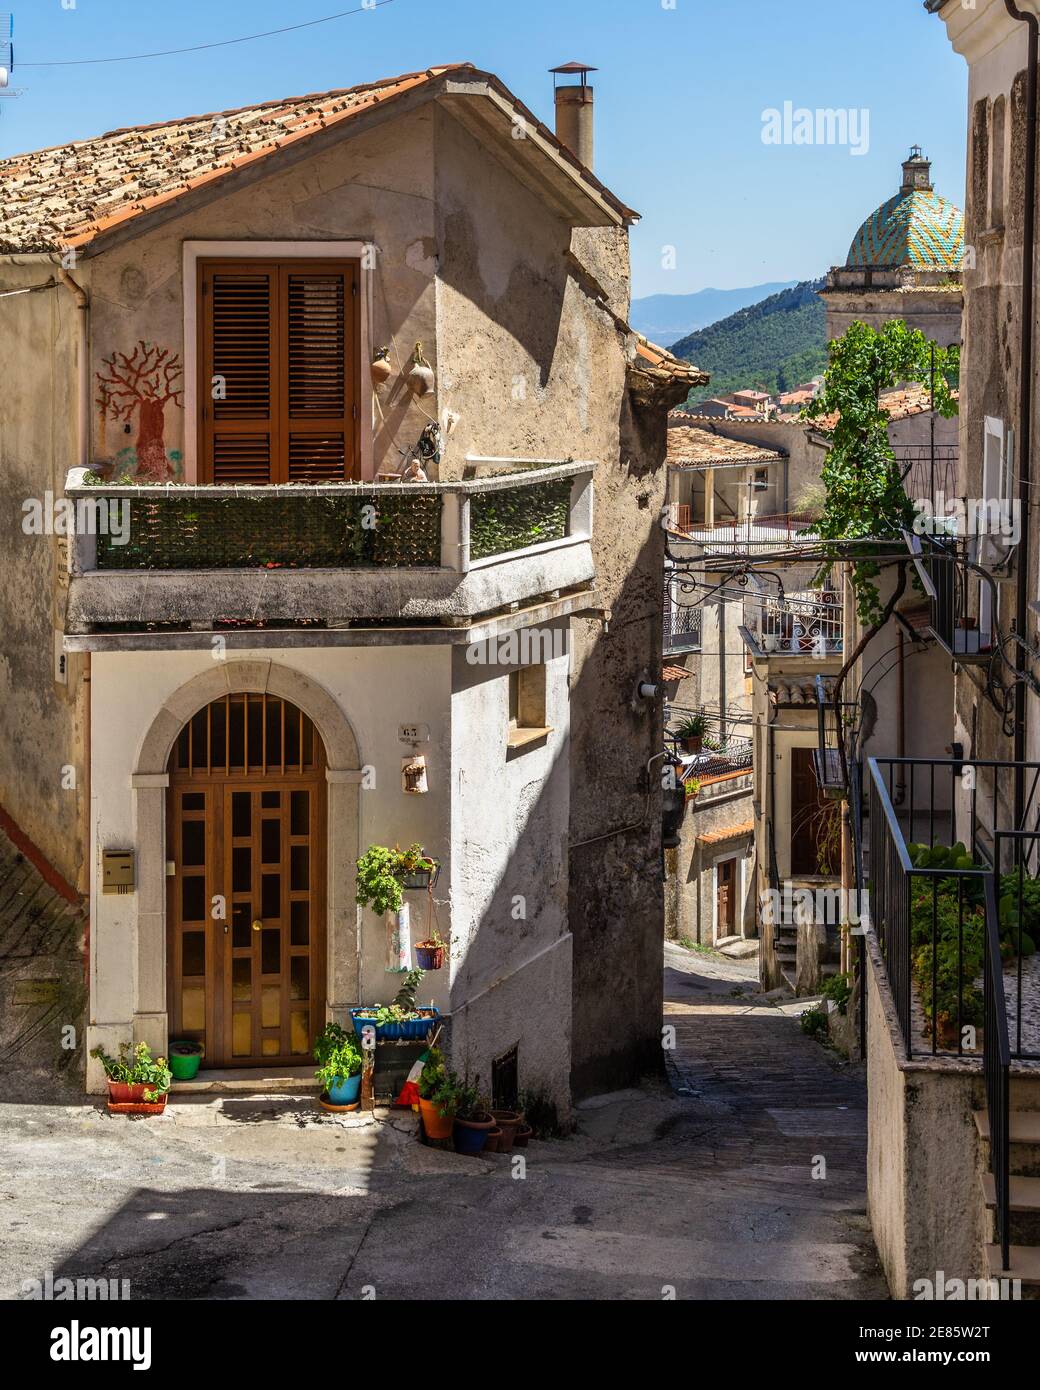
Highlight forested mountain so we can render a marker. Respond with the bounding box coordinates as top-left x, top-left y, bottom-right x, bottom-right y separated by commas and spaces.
670, 279, 828, 408
630, 281, 797, 344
